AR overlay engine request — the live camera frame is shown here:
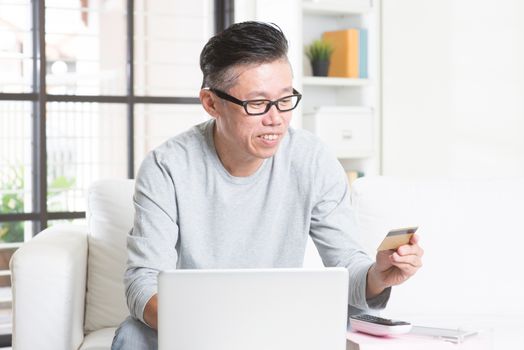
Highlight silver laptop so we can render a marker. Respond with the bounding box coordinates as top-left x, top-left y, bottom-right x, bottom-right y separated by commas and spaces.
158, 268, 349, 350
